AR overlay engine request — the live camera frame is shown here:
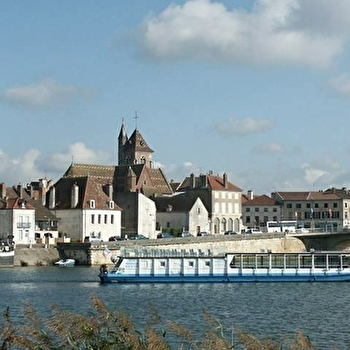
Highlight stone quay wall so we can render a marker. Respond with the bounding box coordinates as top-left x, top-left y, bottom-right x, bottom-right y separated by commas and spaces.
87, 234, 306, 266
